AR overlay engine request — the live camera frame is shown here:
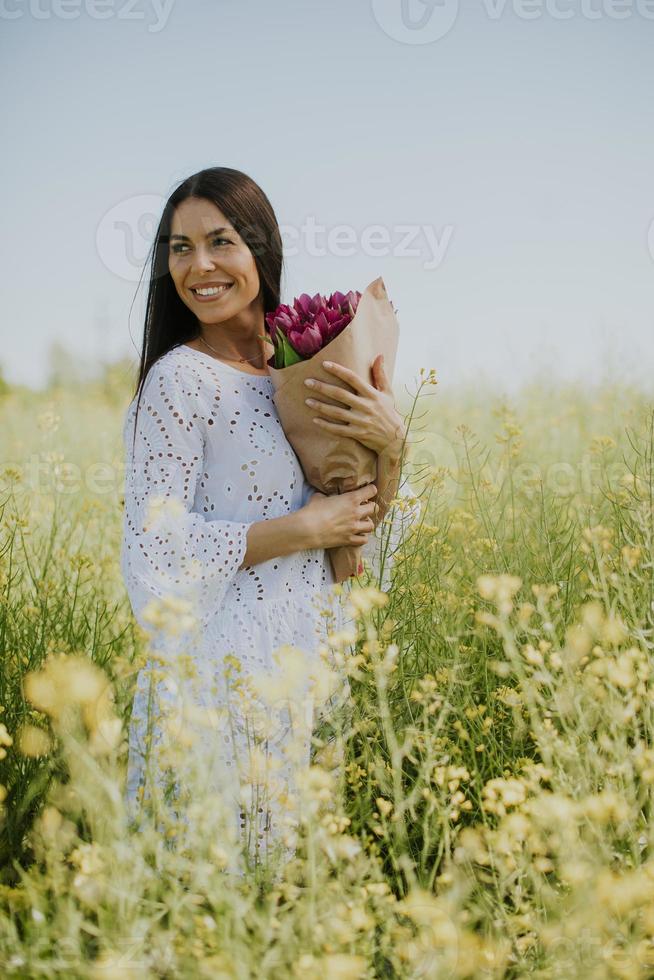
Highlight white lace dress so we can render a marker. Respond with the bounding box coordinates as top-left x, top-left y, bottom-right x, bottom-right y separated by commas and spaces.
120, 343, 420, 875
